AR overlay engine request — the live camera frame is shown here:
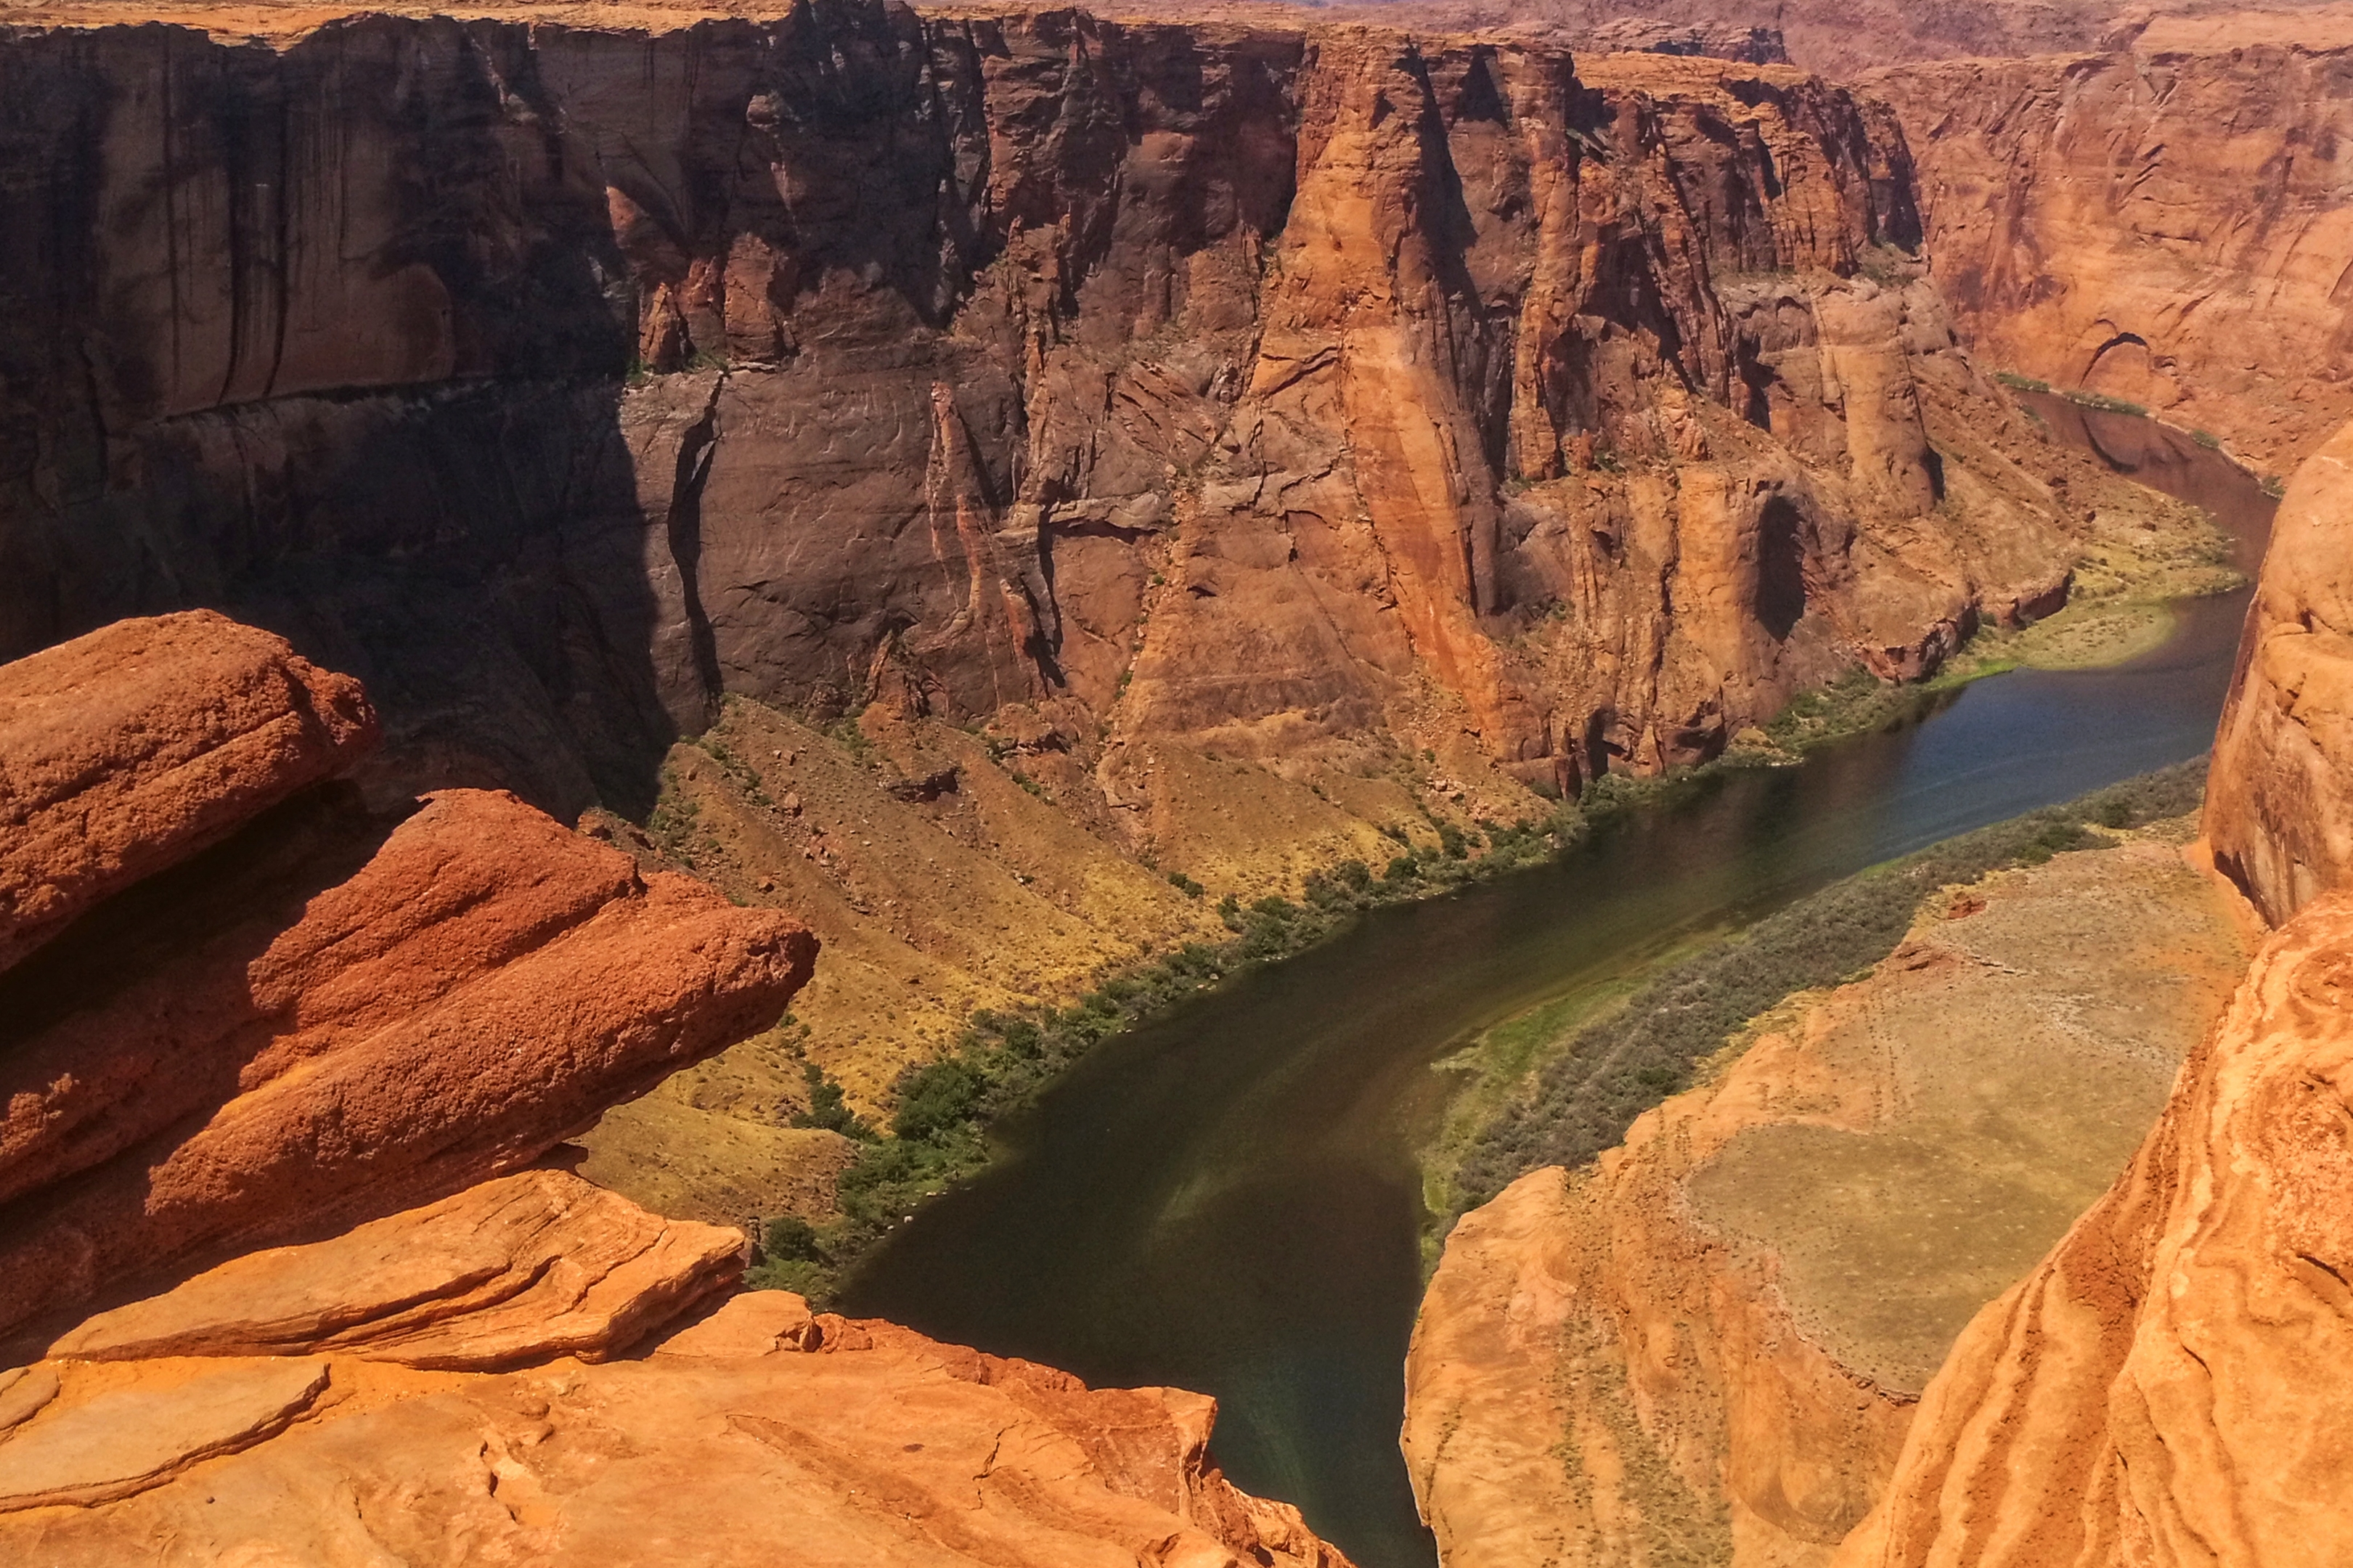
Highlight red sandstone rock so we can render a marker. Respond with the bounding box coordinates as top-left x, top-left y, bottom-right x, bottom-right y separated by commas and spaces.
1867, 34, 2353, 471
0, 1286, 1353, 1565
0, 610, 377, 975
49, 1171, 745, 1371
1832, 889, 2353, 1568
0, 9, 2093, 813
0, 1358, 330, 1514
0, 785, 815, 1342
2207, 420, 2353, 923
